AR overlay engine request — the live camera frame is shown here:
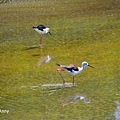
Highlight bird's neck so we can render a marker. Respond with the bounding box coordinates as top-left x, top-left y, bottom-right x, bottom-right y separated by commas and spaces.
81, 66, 85, 70
77, 67, 83, 73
